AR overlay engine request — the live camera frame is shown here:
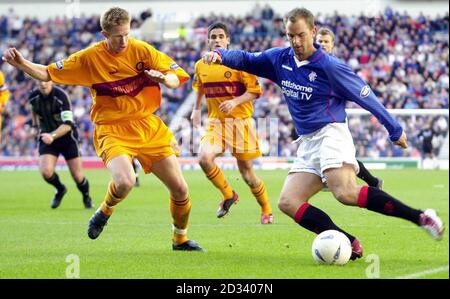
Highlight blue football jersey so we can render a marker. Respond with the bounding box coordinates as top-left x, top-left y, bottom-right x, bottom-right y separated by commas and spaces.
215, 44, 403, 141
